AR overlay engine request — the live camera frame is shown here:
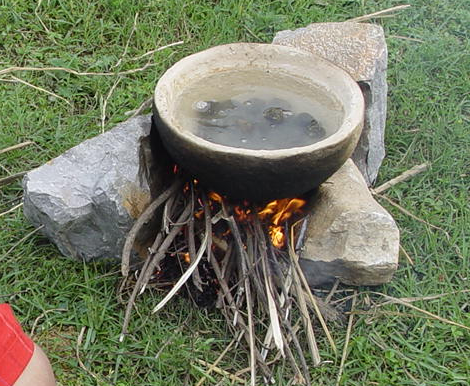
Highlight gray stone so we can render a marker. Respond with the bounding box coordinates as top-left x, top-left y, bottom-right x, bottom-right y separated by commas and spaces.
23, 115, 158, 262
299, 159, 399, 286
273, 22, 388, 185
